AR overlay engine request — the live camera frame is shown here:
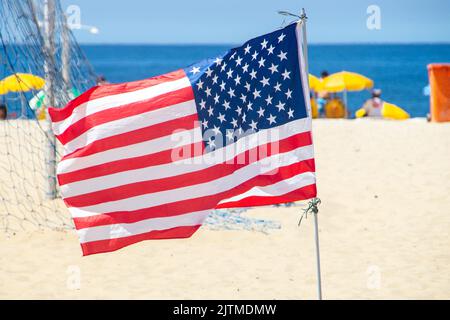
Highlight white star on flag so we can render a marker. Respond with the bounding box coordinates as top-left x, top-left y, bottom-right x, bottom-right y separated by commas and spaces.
267, 114, 277, 124
190, 66, 200, 74
257, 107, 265, 117
282, 69, 291, 80
244, 44, 251, 54
253, 88, 261, 99
278, 51, 288, 61
269, 63, 279, 74
260, 77, 270, 87
261, 39, 268, 49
